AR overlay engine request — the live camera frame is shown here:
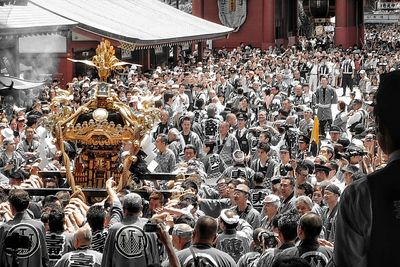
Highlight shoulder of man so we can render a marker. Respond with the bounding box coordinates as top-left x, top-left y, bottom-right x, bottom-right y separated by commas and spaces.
277, 246, 300, 258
